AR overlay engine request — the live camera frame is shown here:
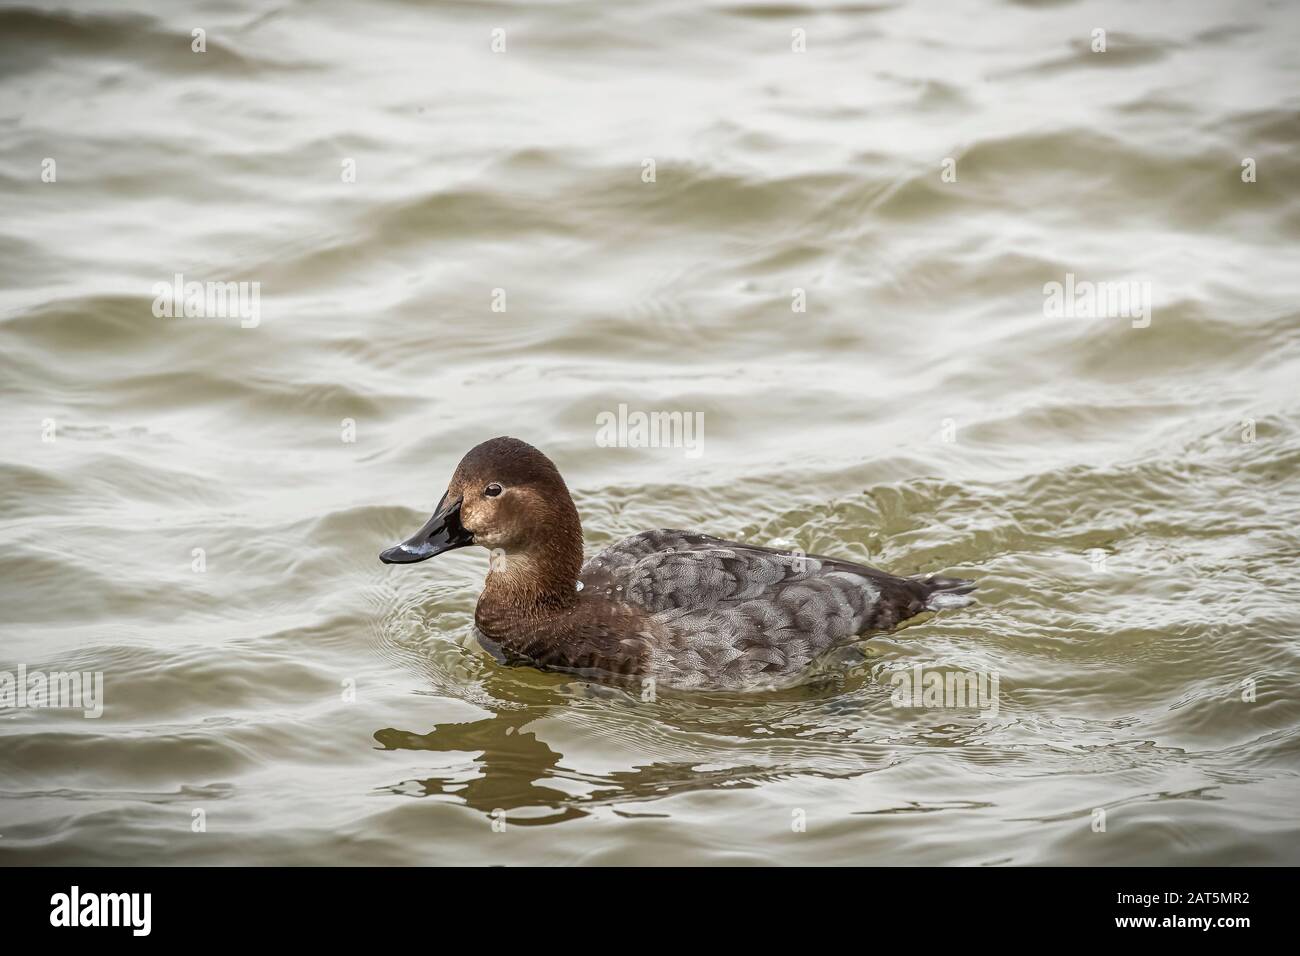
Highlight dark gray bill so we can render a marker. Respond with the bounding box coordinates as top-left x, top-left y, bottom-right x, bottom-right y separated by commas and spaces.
379, 495, 472, 564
